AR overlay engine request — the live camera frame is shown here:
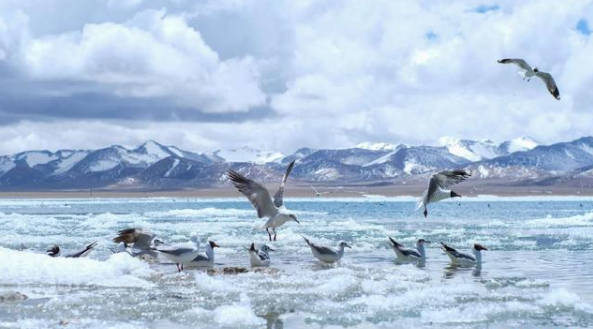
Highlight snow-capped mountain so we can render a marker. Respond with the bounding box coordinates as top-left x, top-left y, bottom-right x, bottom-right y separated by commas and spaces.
214, 146, 284, 164
0, 137, 590, 190
439, 137, 539, 162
